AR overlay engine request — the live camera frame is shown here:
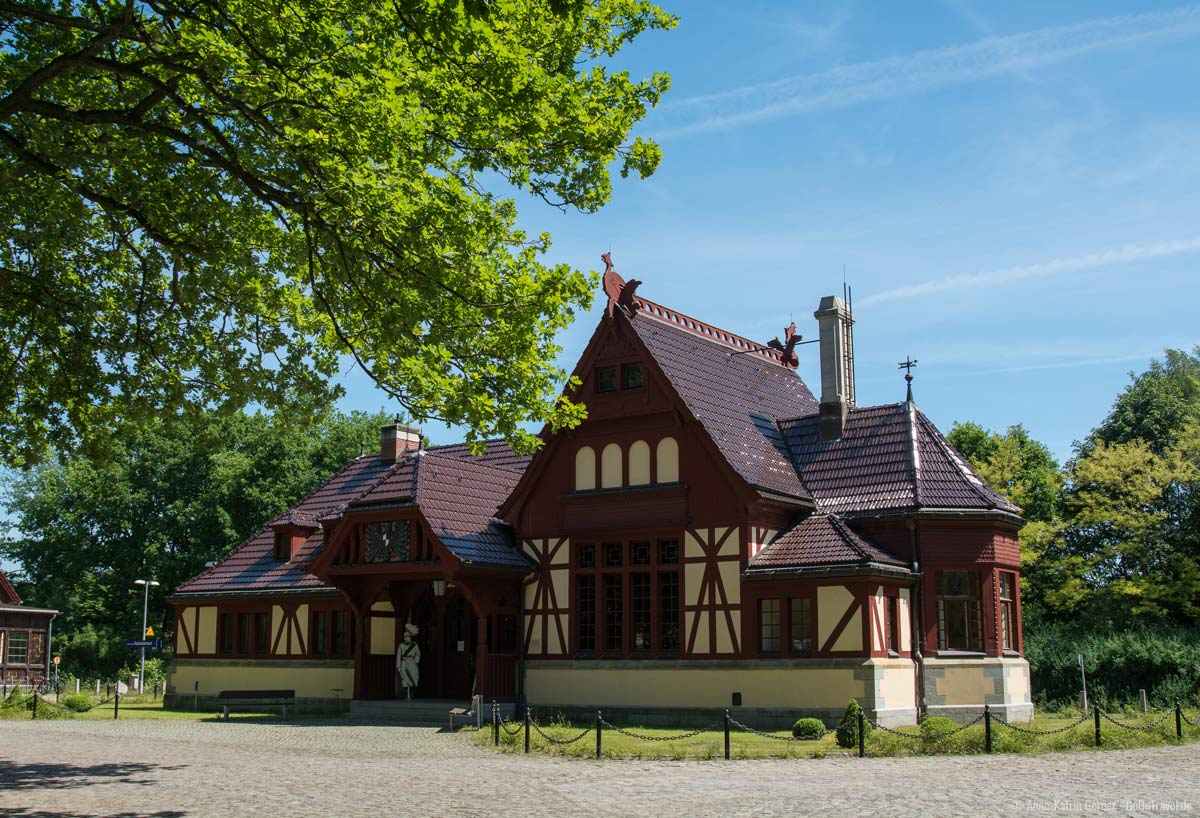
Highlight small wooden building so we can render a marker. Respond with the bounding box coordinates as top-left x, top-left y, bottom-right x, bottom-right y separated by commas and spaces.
0, 569, 58, 688
167, 267, 1032, 724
